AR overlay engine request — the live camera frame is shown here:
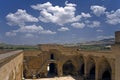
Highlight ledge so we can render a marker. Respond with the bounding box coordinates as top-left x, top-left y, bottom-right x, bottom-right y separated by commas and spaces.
0, 50, 23, 67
